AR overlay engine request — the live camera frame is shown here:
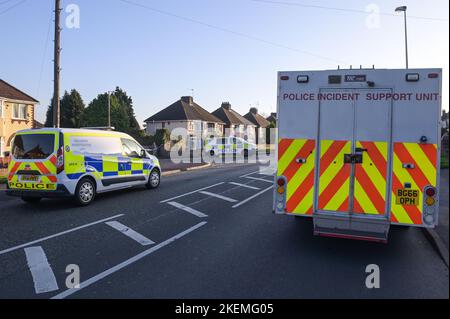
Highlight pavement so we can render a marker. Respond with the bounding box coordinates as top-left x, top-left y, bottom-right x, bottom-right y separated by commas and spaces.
159, 158, 211, 175
436, 169, 449, 250
0, 163, 448, 299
